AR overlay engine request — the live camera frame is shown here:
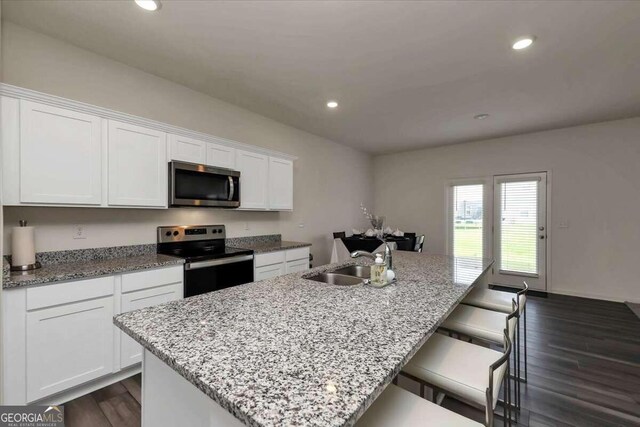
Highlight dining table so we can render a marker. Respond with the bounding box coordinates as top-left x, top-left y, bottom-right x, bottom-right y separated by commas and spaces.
330, 235, 412, 263
341, 235, 412, 253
